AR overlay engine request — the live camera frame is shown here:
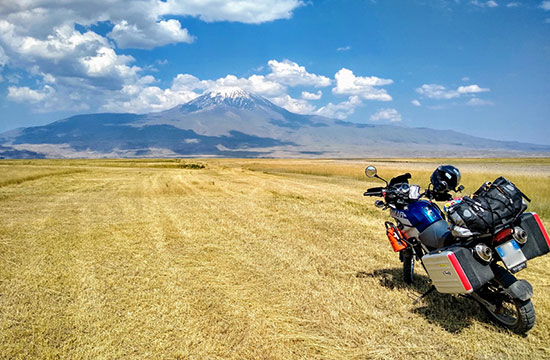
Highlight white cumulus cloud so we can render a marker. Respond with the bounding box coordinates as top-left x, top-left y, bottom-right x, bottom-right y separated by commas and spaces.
0, 1, 304, 48
101, 73, 206, 113
411, 99, 421, 106
270, 94, 316, 114
0, 45, 7, 67
0, 0, 306, 114
100, 59, 324, 115
102, 85, 198, 113
158, 0, 305, 24
0, 22, 142, 92
210, 74, 286, 97
333, 68, 393, 101
457, 84, 490, 94
267, 59, 331, 87
3, 51, 380, 121
8, 85, 54, 103
370, 108, 402, 123
108, 19, 195, 49
316, 96, 363, 120
301, 90, 322, 100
